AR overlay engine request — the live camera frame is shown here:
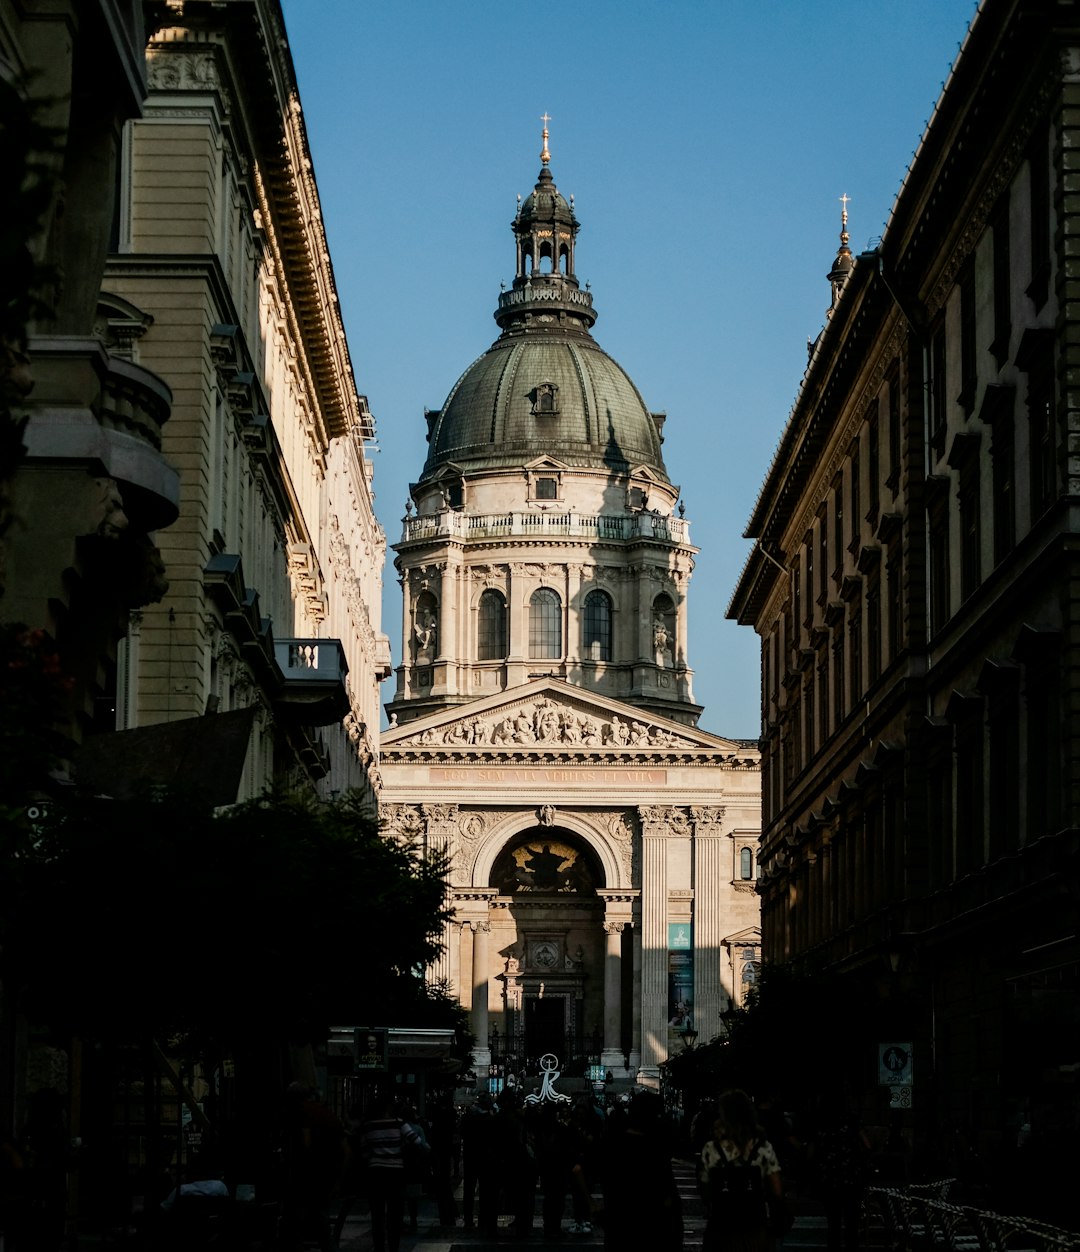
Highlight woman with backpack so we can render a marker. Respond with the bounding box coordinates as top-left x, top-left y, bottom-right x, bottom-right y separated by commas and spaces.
699, 1088, 786, 1252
